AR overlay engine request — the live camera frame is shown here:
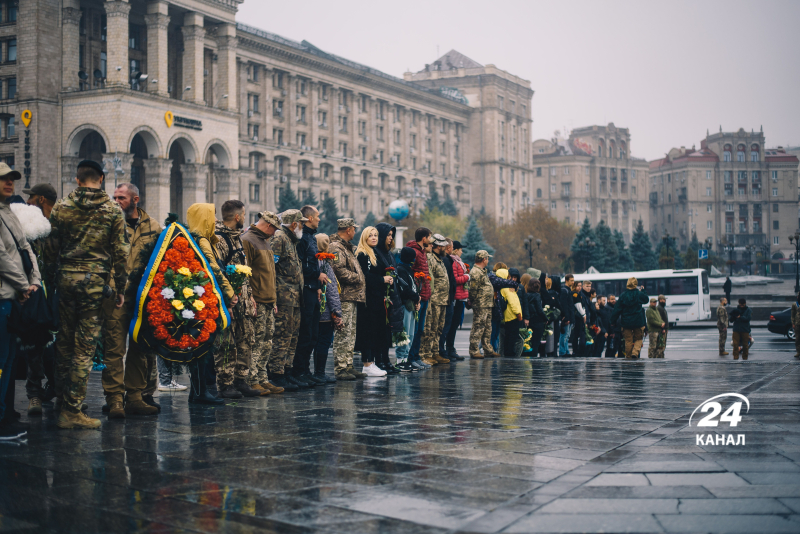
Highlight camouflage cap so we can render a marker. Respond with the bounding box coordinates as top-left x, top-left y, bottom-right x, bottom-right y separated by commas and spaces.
280, 209, 309, 225
258, 210, 281, 228
432, 233, 448, 246
337, 218, 359, 229
658, 294, 666, 300
475, 250, 493, 261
